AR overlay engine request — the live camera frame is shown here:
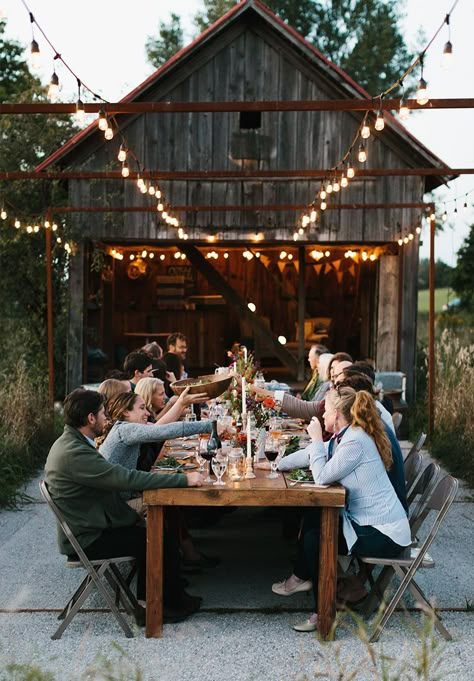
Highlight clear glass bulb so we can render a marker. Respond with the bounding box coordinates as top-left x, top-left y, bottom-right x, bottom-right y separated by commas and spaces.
157, 202, 164, 212
320, 201, 327, 211
30, 40, 41, 71
341, 175, 348, 188
48, 77, 59, 102
0, 209, 7, 220
310, 210, 317, 222
399, 102, 409, 121
98, 111, 108, 131
148, 185, 156, 195
14, 219, 21, 228
75, 100, 85, 125
117, 145, 127, 162
361, 124, 370, 139
104, 127, 113, 141
121, 163, 130, 177
416, 78, 429, 105
333, 180, 340, 192
441, 41, 453, 69
358, 144, 367, 163
374, 111, 385, 131
347, 165, 355, 179
320, 188, 327, 200
398, 238, 403, 246
326, 182, 333, 194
